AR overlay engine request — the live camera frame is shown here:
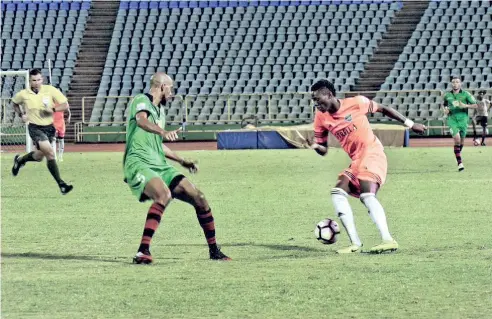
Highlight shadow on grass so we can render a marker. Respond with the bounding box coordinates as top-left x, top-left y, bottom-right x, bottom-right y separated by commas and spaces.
1, 195, 62, 199
390, 169, 445, 174
0, 252, 168, 264
189, 243, 331, 261
1, 244, 329, 263
167, 242, 328, 253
